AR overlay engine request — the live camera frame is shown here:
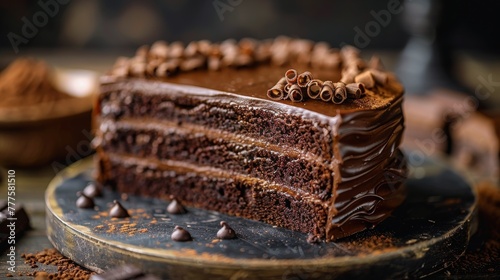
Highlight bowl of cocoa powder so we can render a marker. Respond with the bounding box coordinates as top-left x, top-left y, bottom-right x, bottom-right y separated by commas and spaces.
0, 58, 97, 167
